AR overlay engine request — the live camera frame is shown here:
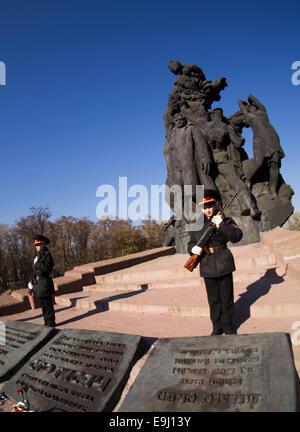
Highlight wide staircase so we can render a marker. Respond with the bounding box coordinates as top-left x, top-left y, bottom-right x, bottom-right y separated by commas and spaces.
54, 241, 298, 318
